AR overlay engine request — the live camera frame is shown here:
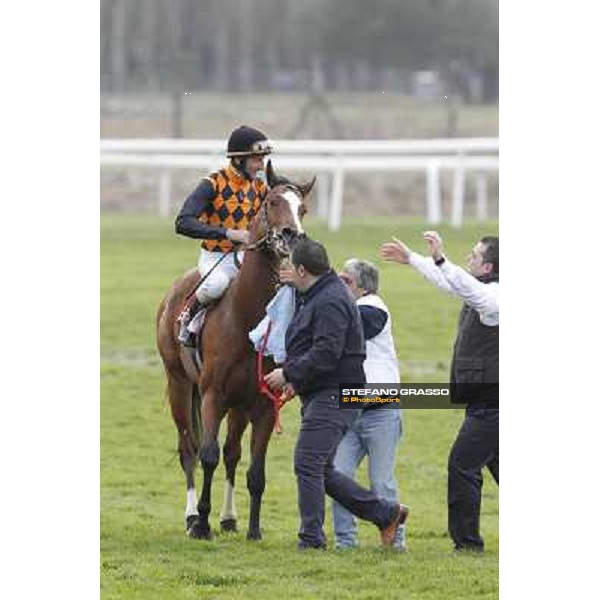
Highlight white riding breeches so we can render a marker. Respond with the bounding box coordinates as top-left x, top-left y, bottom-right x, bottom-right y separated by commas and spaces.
196, 249, 244, 303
